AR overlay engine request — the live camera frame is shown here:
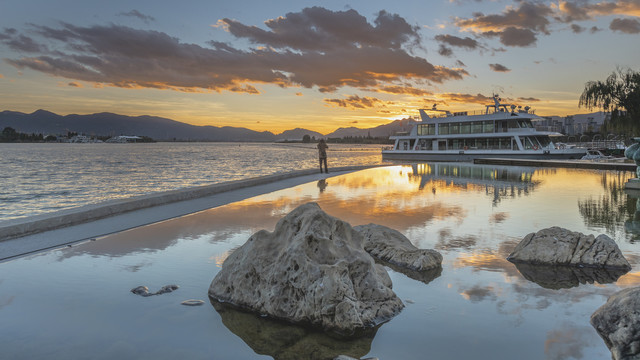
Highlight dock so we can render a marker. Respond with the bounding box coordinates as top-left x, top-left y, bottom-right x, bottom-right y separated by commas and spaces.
474, 158, 636, 171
